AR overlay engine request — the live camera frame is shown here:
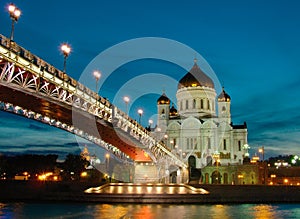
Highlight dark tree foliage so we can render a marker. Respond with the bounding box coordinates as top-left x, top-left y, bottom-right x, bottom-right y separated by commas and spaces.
61, 153, 89, 181
0, 154, 58, 178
